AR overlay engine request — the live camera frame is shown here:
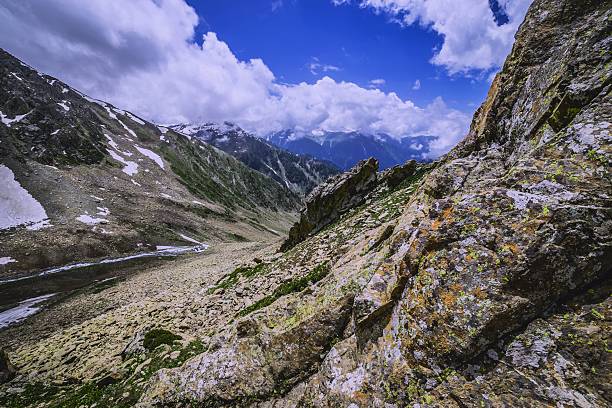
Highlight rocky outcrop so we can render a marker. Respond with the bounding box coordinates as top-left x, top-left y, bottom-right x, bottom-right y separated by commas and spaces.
280, 158, 379, 251
0, 349, 15, 384
280, 158, 421, 252
139, 0, 611, 406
